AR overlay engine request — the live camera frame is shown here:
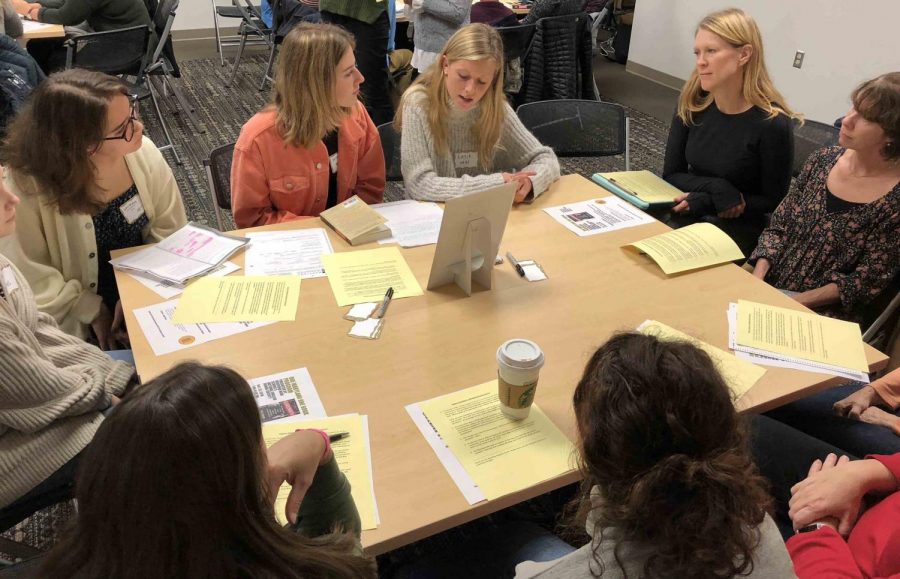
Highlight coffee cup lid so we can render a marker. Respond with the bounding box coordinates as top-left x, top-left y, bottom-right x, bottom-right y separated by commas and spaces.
497, 339, 544, 369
